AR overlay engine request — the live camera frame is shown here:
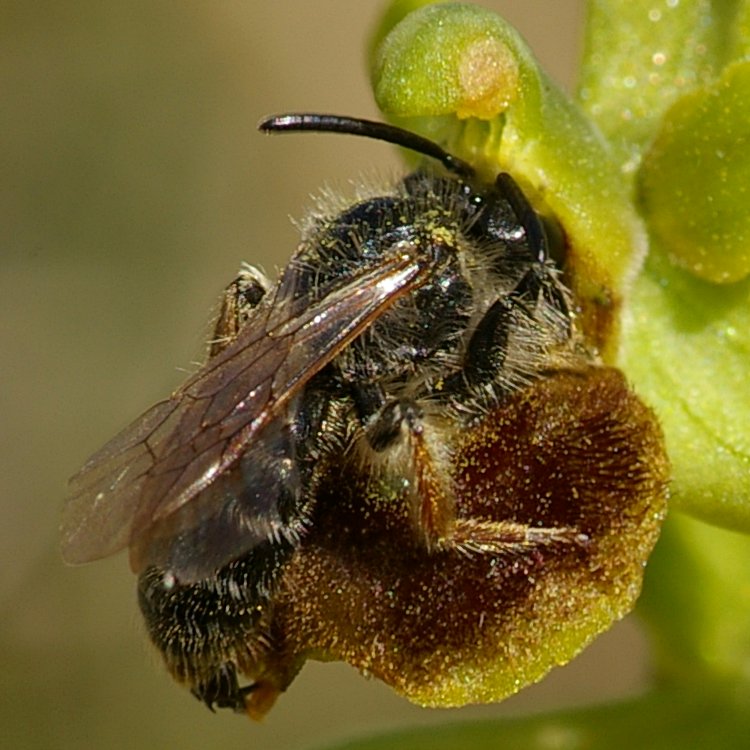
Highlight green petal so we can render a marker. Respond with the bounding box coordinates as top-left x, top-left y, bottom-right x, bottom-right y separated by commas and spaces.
578, 0, 733, 155
638, 61, 750, 284
371, 1, 645, 358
